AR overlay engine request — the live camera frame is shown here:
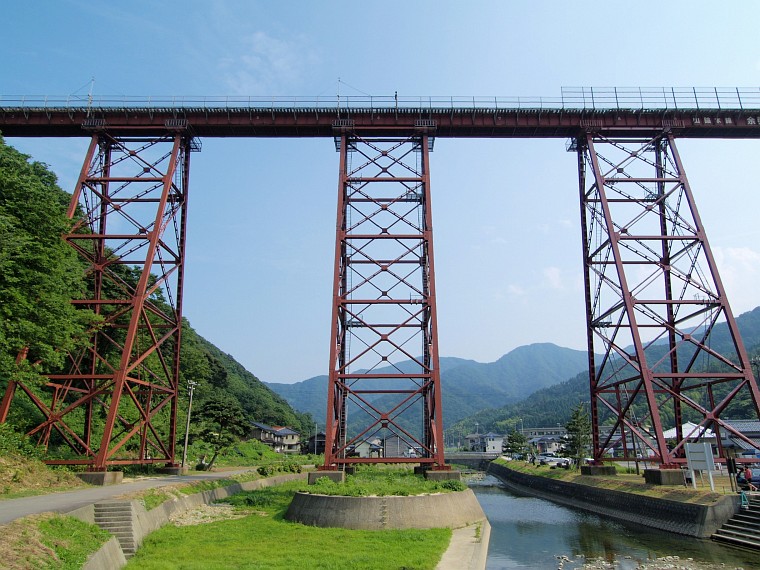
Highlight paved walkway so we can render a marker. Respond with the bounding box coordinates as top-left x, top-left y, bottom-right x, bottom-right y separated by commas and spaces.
0, 468, 256, 525
1, 467, 489, 569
